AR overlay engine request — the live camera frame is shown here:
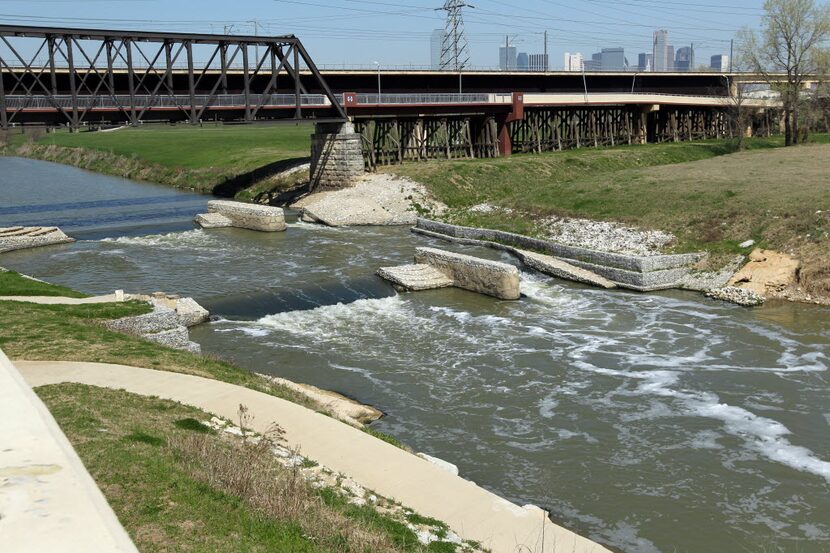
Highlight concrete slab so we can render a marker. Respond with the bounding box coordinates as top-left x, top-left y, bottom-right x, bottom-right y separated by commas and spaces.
415, 247, 521, 300
377, 263, 455, 291
0, 227, 74, 254
0, 350, 138, 553
515, 250, 617, 289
